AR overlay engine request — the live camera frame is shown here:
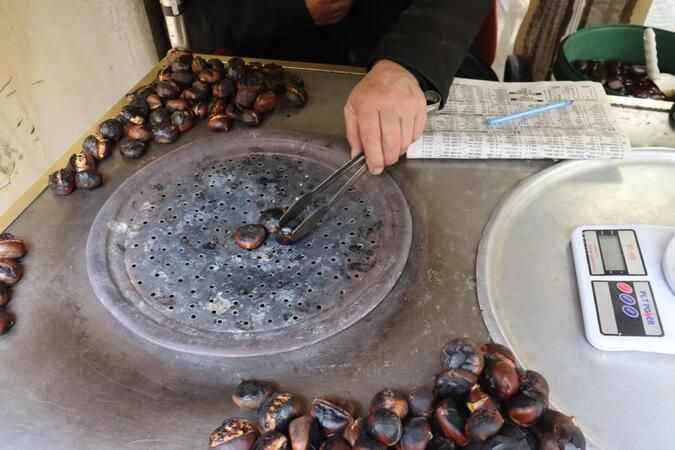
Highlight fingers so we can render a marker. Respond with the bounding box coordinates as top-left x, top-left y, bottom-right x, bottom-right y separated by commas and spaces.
358, 109, 384, 175
344, 104, 362, 158
413, 108, 427, 142
400, 112, 415, 155
379, 110, 401, 167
